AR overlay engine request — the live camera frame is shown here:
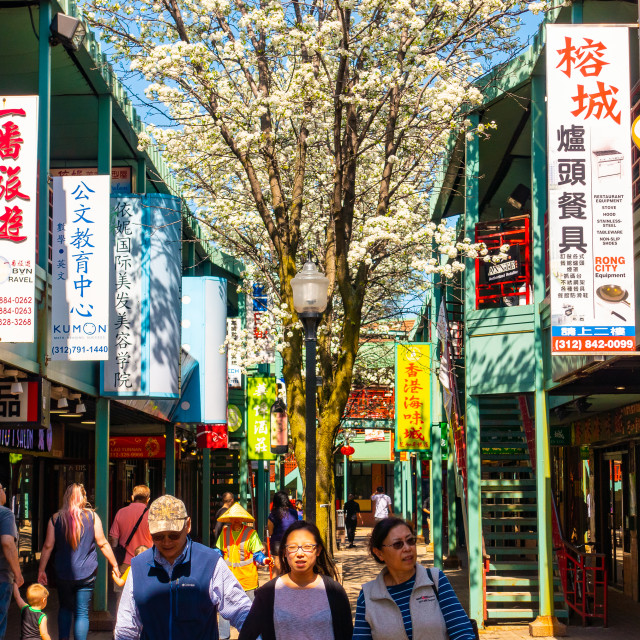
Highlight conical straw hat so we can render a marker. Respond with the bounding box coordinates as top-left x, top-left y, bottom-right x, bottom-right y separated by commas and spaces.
216, 502, 255, 523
